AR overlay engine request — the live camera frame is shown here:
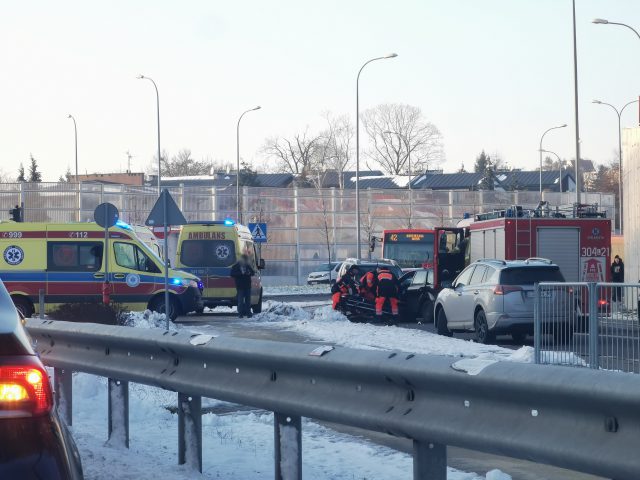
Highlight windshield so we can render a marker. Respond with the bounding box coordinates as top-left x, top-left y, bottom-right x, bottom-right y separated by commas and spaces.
383, 232, 435, 269
500, 267, 564, 285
